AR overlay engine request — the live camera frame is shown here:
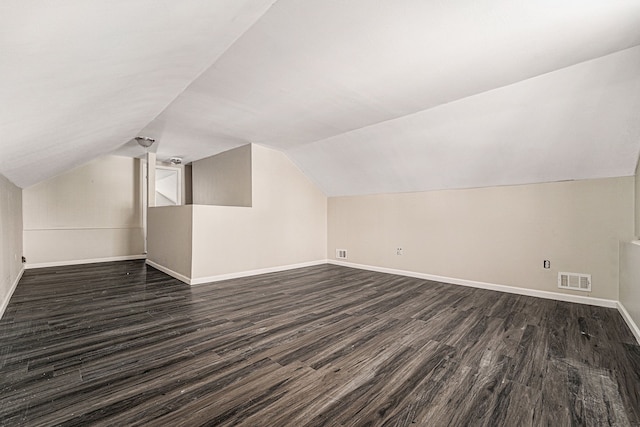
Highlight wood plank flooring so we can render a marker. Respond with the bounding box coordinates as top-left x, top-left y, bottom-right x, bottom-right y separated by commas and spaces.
1, 260, 639, 426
